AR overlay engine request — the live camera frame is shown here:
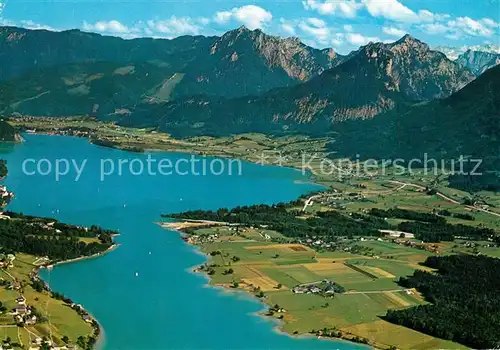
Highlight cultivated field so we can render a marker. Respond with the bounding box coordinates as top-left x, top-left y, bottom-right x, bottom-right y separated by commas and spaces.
191, 230, 461, 350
